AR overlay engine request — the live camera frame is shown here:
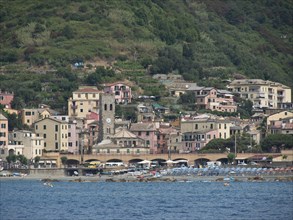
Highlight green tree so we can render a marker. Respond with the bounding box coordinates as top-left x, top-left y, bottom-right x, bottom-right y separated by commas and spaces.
6, 155, 17, 164
261, 134, 293, 152
201, 138, 234, 153
34, 156, 40, 164
227, 153, 236, 164
62, 25, 74, 39
177, 91, 196, 111
61, 156, 68, 167
17, 155, 28, 165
